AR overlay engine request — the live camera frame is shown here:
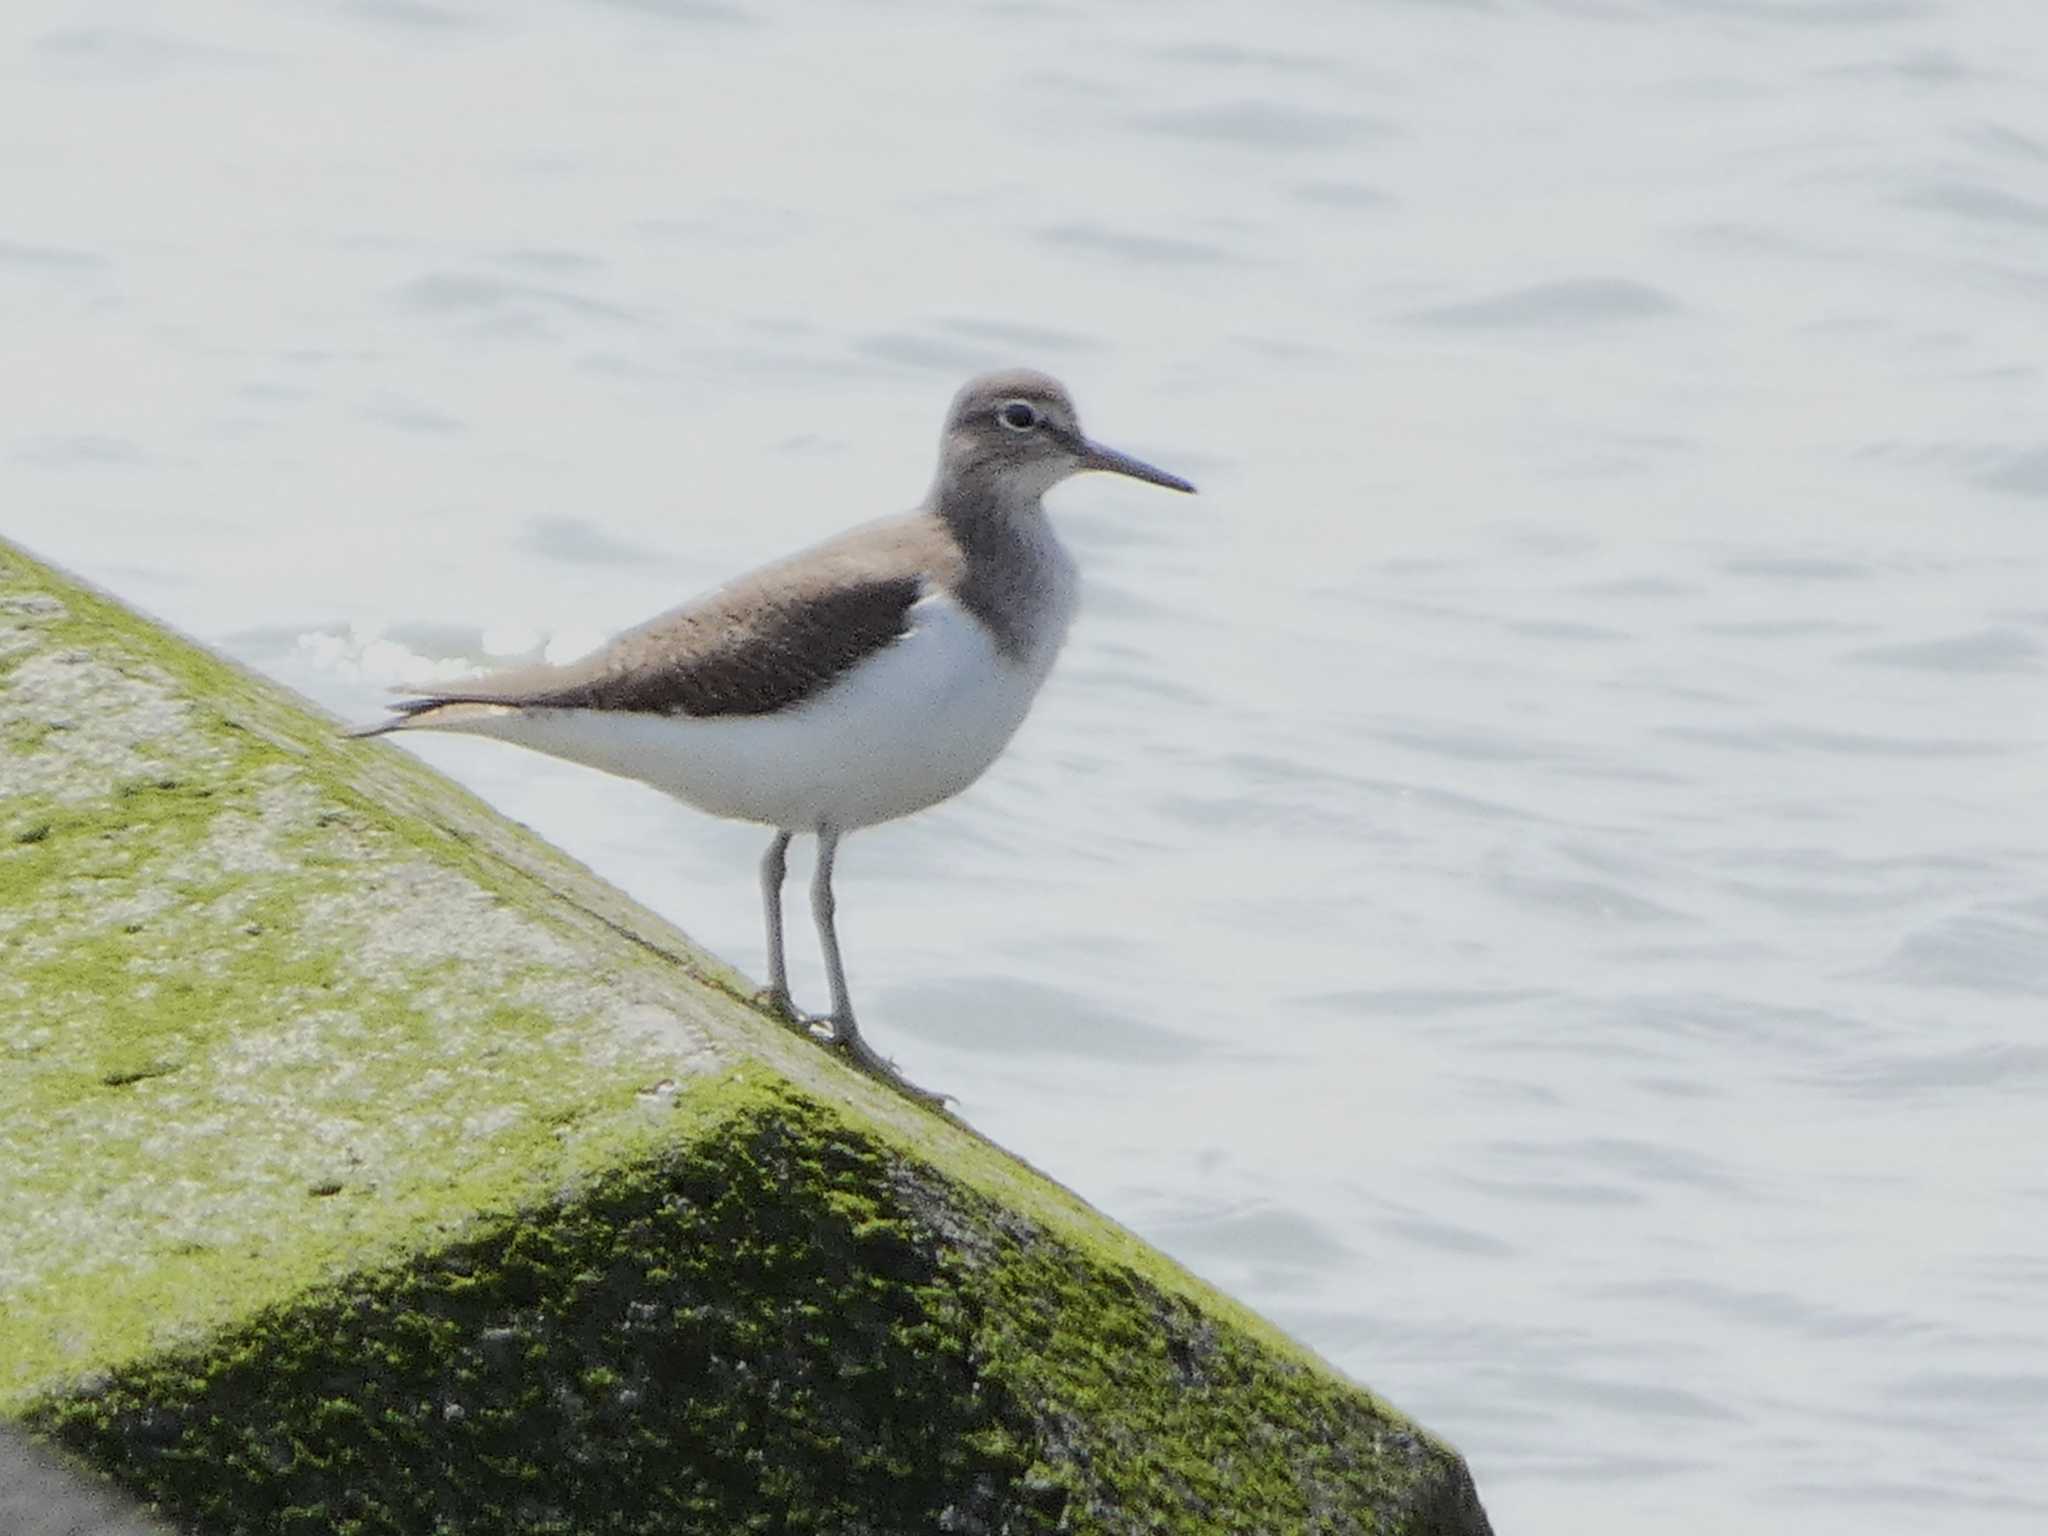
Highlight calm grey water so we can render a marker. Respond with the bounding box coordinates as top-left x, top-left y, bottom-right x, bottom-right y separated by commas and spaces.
7, 1, 2047, 1528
